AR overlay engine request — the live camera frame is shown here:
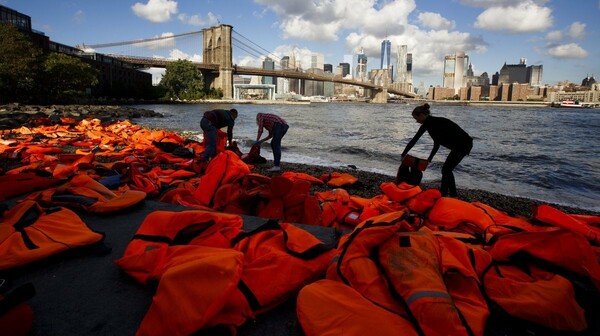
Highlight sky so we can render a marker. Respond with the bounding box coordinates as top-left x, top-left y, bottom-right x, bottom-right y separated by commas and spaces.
4, 0, 600, 87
